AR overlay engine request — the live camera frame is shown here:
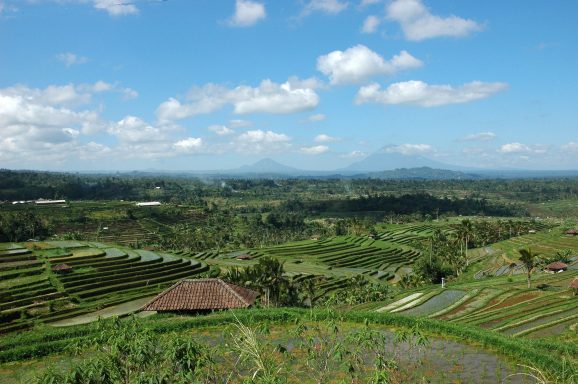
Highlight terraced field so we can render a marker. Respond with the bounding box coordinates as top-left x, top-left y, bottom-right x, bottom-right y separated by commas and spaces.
255, 236, 421, 281
0, 241, 207, 334
370, 269, 578, 339
474, 229, 578, 278
379, 223, 437, 245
